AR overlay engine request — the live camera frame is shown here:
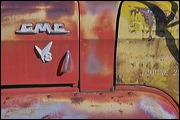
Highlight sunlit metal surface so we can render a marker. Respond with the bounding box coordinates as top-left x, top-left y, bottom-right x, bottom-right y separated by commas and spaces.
1, 86, 179, 119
